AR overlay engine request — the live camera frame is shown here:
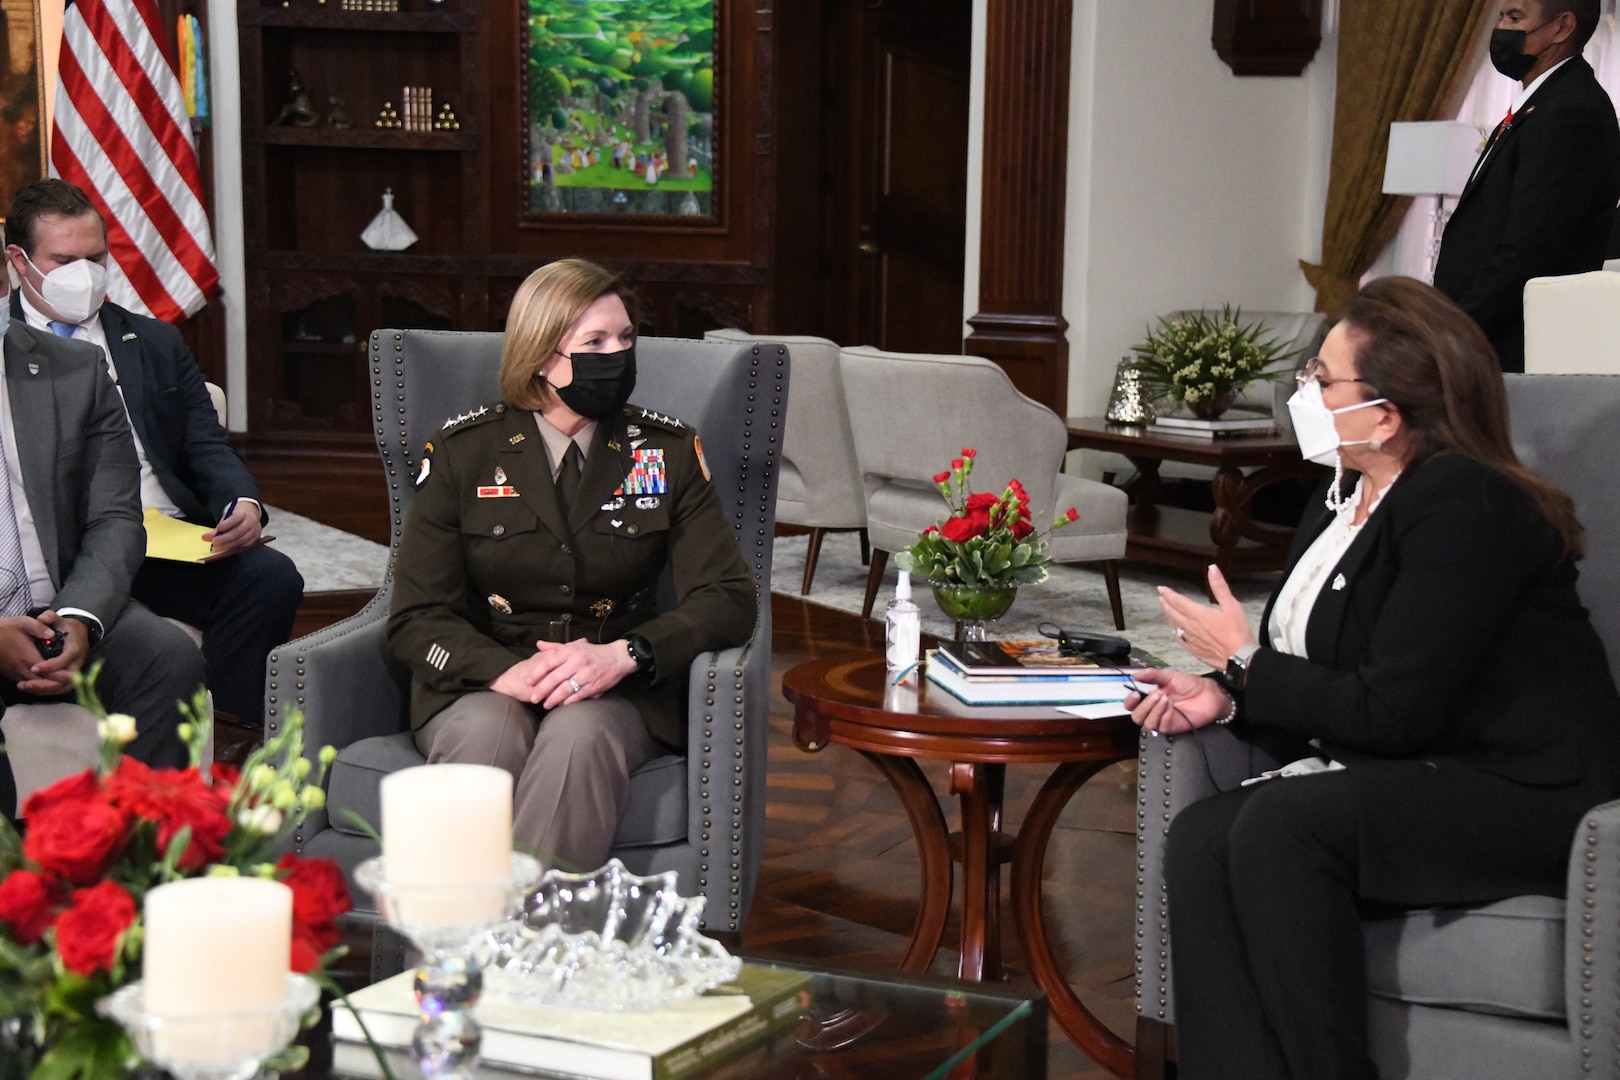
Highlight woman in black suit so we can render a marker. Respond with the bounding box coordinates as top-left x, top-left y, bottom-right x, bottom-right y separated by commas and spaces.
1127, 276, 1620, 1080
